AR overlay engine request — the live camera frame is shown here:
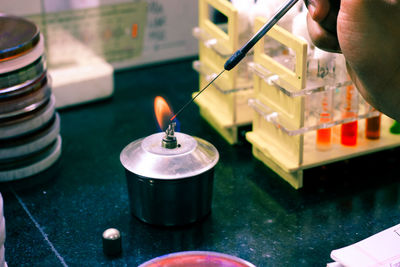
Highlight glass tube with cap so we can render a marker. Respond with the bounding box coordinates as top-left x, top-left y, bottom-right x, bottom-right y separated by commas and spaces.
341, 84, 359, 146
